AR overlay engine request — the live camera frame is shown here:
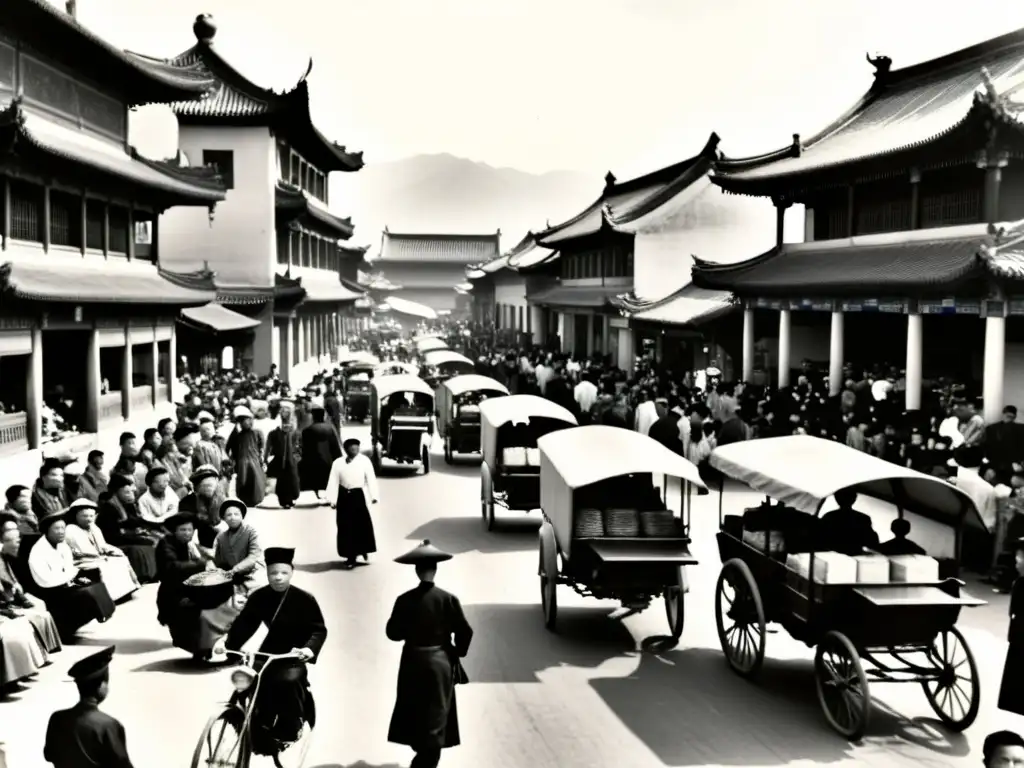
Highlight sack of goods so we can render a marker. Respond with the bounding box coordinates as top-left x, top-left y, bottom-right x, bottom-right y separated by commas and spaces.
639, 510, 678, 538
742, 529, 785, 555
603, 508, 640, 537
574, 508, 604, 538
